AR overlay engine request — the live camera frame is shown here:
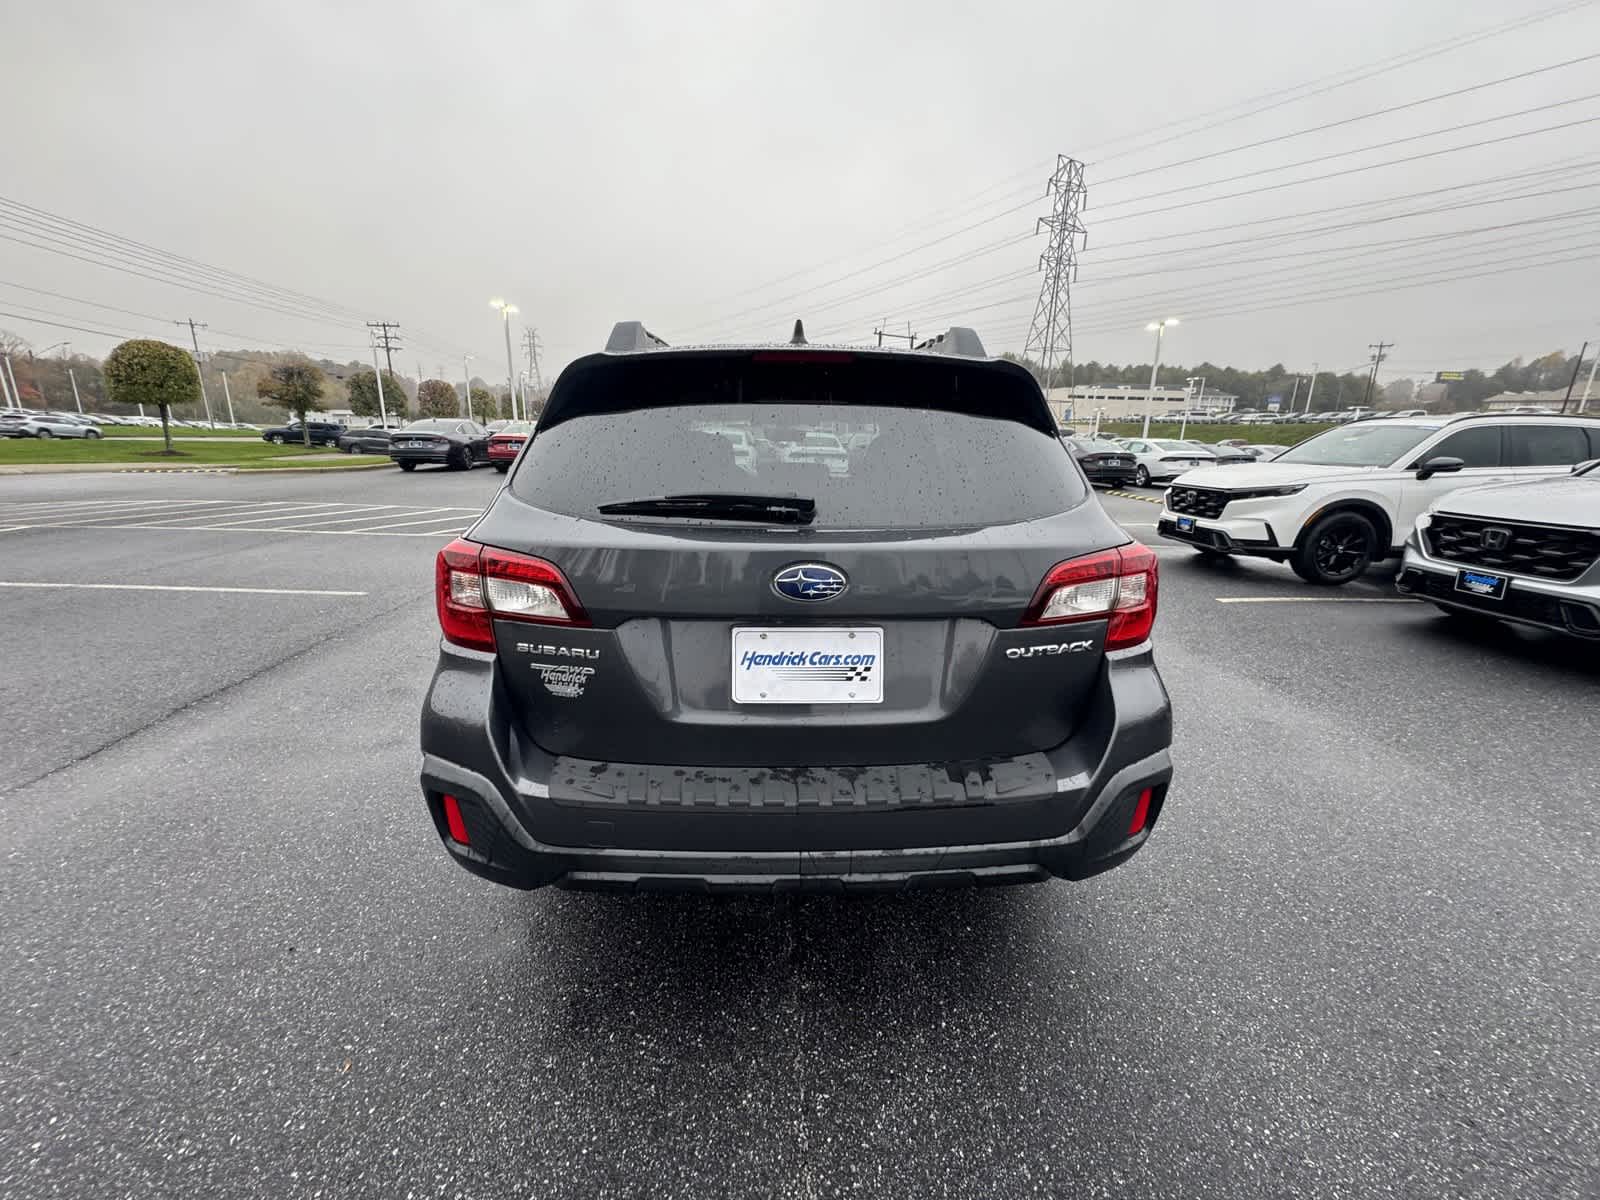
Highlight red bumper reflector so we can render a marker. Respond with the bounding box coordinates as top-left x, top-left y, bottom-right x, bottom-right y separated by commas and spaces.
1128, 787, 1153, 836
442, 794, 471, 845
